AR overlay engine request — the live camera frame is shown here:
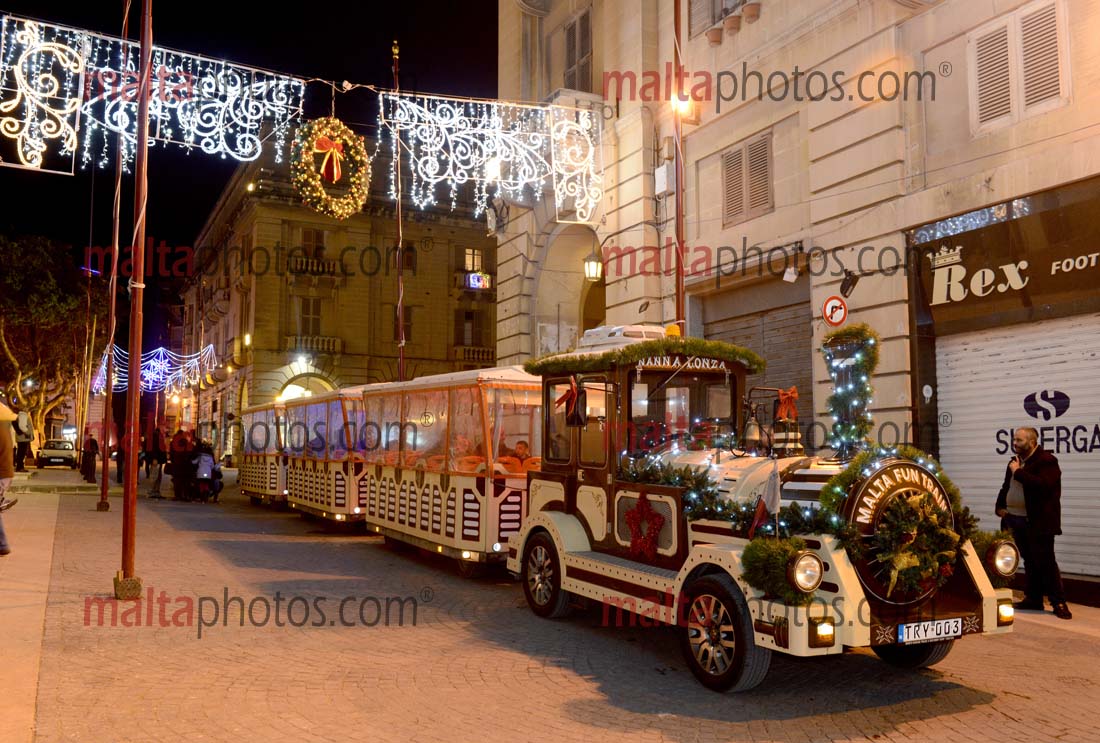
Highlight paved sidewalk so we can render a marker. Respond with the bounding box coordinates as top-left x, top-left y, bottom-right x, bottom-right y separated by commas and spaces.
2, 479, 1098, 742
